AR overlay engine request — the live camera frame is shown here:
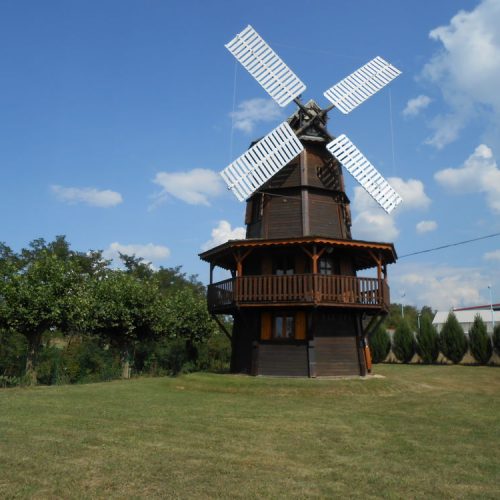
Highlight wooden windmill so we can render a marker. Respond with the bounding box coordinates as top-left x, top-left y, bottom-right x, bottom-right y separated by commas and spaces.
200, 26, 400, 377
